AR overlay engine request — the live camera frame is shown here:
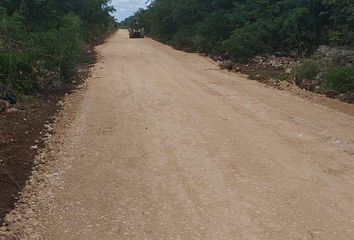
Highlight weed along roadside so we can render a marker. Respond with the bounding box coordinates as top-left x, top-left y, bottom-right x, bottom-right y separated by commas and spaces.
215, 46, 354, 104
